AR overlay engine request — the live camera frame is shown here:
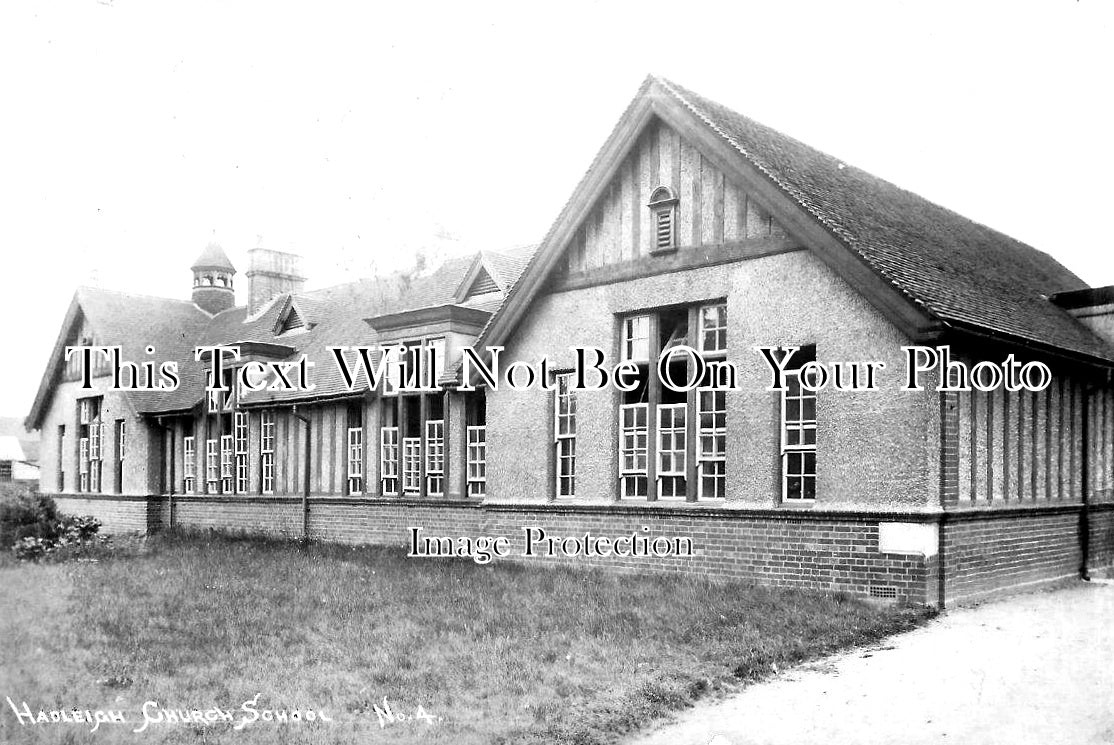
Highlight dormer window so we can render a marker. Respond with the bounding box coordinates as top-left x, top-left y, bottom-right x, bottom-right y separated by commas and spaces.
648, 186, 678, 254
